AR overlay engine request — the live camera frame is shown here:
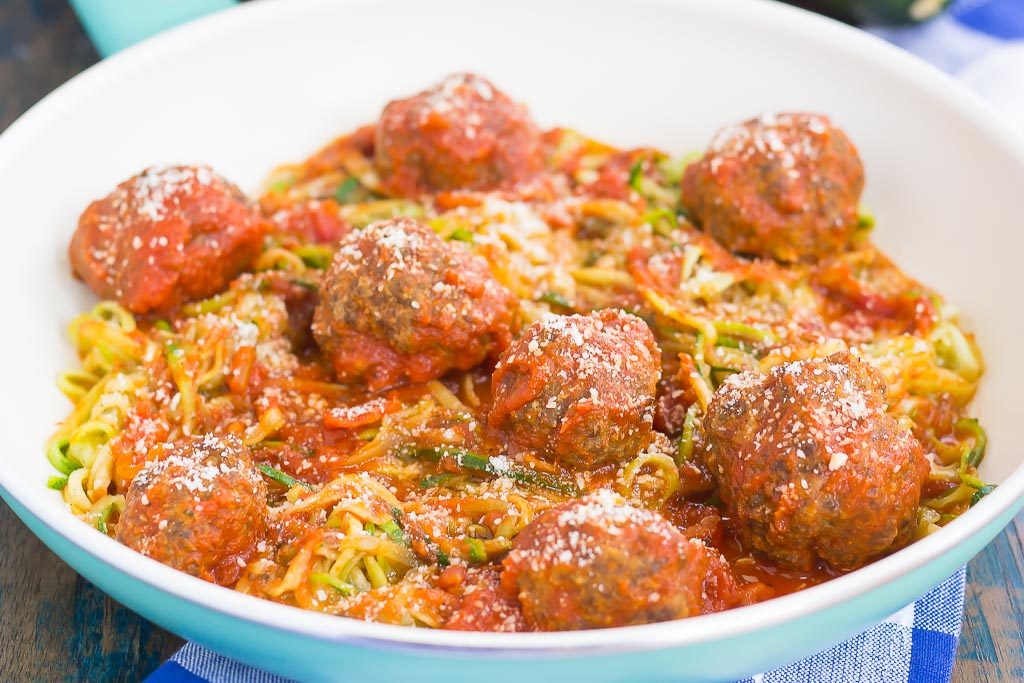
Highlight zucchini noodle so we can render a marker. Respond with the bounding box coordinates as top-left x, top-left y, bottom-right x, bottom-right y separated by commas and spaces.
618, 451, 681, 509
343, 400, 436, 466
49, 303, 156, 525
255, 247, 307, 273
340, 199, 425, 228
241, 474, 420, 609
46, 111, 992, 628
